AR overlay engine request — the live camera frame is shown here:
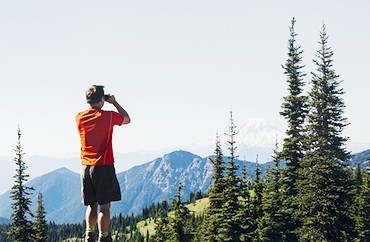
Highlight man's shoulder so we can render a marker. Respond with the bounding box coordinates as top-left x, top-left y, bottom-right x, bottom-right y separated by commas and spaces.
76, 109, 100, 121
76, 109, 90, 118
